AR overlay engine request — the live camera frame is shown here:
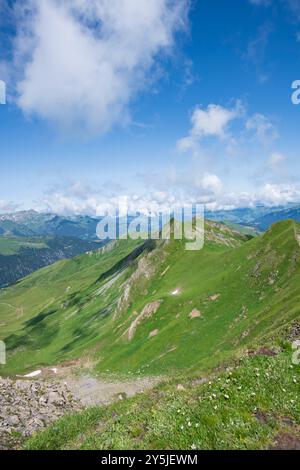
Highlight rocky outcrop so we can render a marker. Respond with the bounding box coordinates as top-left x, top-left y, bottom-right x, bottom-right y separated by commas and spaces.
115, 250, 159, 318
127, 301, 162, 340
0, 377, 82, 450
